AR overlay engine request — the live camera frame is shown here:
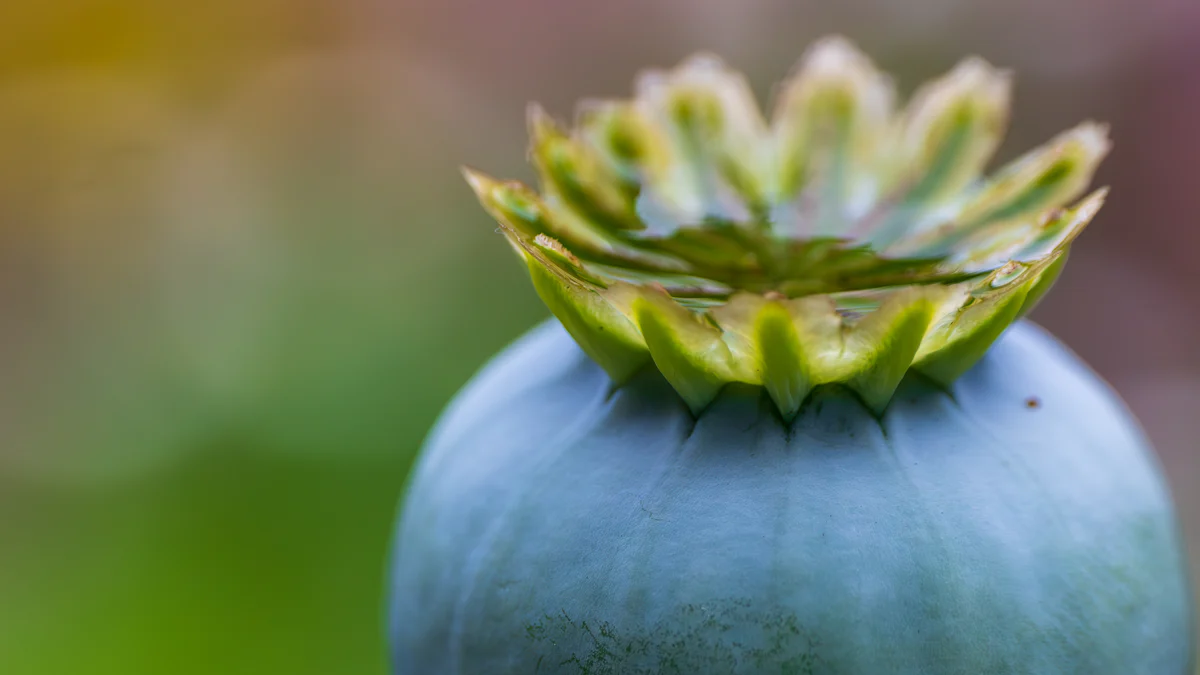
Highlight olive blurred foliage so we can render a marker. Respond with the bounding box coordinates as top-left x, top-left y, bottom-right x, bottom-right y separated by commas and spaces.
0, 2, 1197, 673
